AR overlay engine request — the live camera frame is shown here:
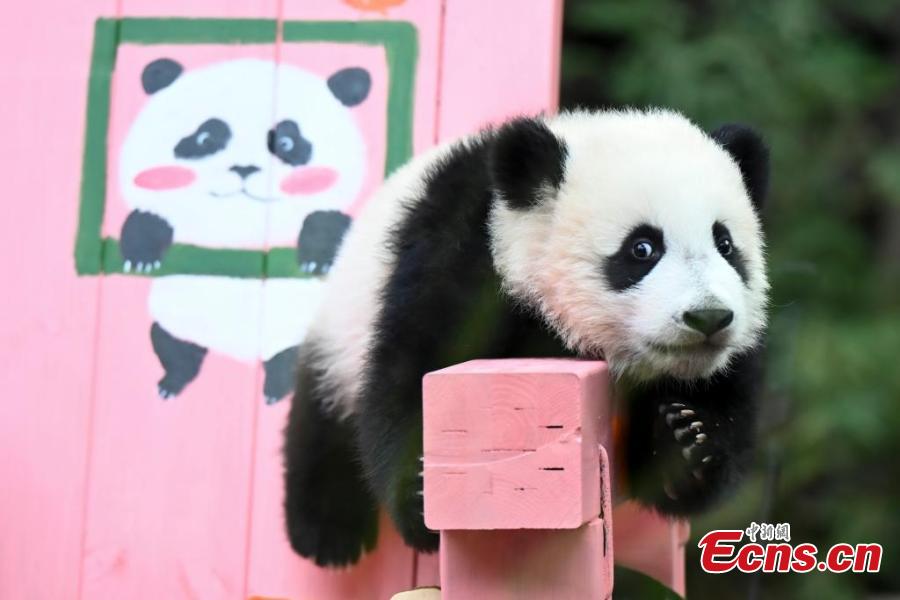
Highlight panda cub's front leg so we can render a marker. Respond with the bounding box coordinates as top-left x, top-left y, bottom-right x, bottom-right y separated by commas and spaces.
626, 349, 762, 515
297, 210, 351, 275
119, 209, 173, 273
283, 343, 380, 566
